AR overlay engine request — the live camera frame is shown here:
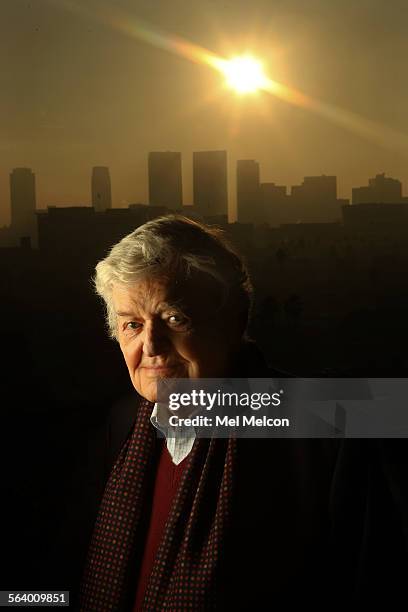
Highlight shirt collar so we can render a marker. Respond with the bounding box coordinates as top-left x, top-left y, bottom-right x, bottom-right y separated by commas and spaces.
150, 402, 196, 466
